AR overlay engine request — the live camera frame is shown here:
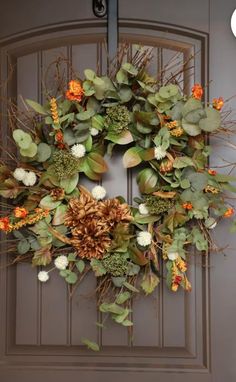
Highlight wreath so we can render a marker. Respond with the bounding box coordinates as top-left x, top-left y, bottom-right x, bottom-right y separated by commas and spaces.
0, 50, 235, 351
